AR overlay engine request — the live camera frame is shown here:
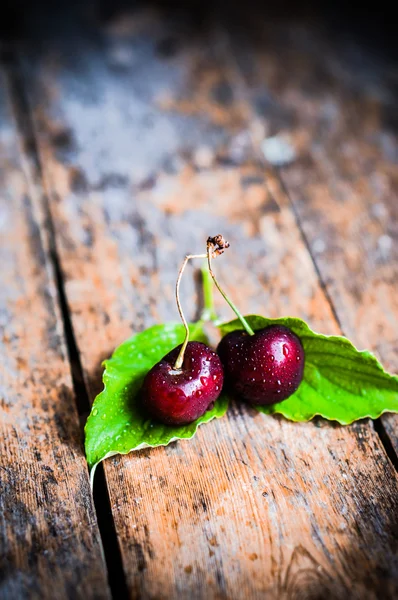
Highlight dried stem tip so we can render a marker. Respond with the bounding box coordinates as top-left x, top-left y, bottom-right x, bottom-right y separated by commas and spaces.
207, 234, 230, 257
